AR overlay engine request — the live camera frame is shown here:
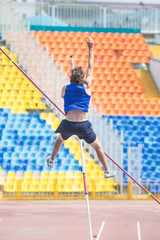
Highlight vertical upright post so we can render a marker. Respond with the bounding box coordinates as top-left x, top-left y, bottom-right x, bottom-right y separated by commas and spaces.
79, 139, 93, 240
120, 130, 124, 194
